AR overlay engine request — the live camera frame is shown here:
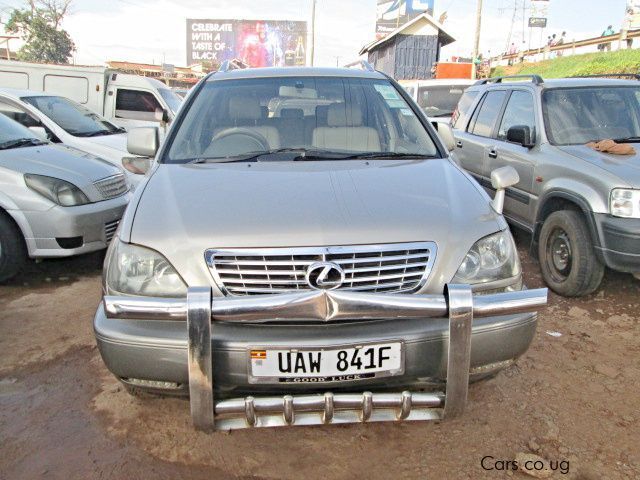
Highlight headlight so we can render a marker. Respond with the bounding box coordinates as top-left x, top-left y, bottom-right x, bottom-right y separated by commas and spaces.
610, 189, 640, 218
24, 174, 89, 206
453, 230, 521, 286
104, 239, 187, 297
